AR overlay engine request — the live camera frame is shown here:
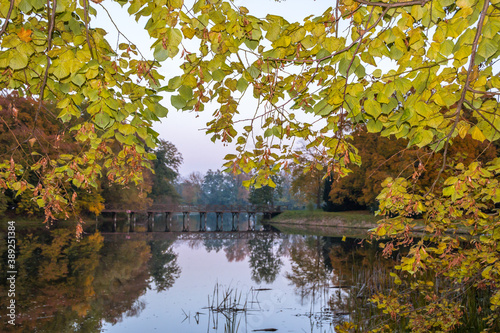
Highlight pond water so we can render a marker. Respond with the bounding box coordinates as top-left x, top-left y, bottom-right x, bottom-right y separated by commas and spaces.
0, 220, 393, 332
